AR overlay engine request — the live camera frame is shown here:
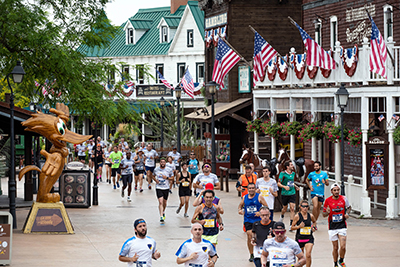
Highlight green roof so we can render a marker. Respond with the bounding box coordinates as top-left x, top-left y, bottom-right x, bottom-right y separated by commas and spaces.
78, 1, 204, 58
